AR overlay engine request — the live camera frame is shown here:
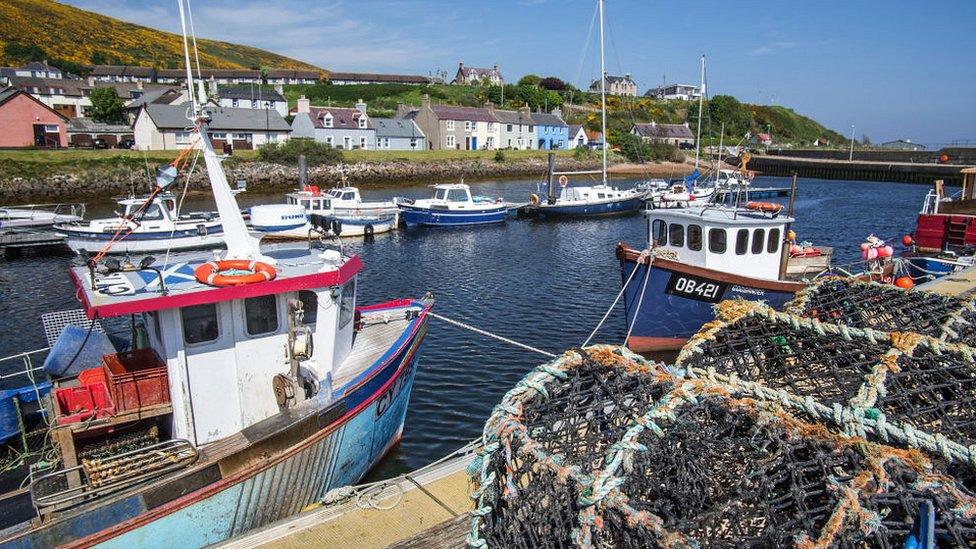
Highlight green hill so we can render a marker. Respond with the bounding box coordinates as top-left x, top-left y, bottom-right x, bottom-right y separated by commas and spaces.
0, 0, 322, 72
